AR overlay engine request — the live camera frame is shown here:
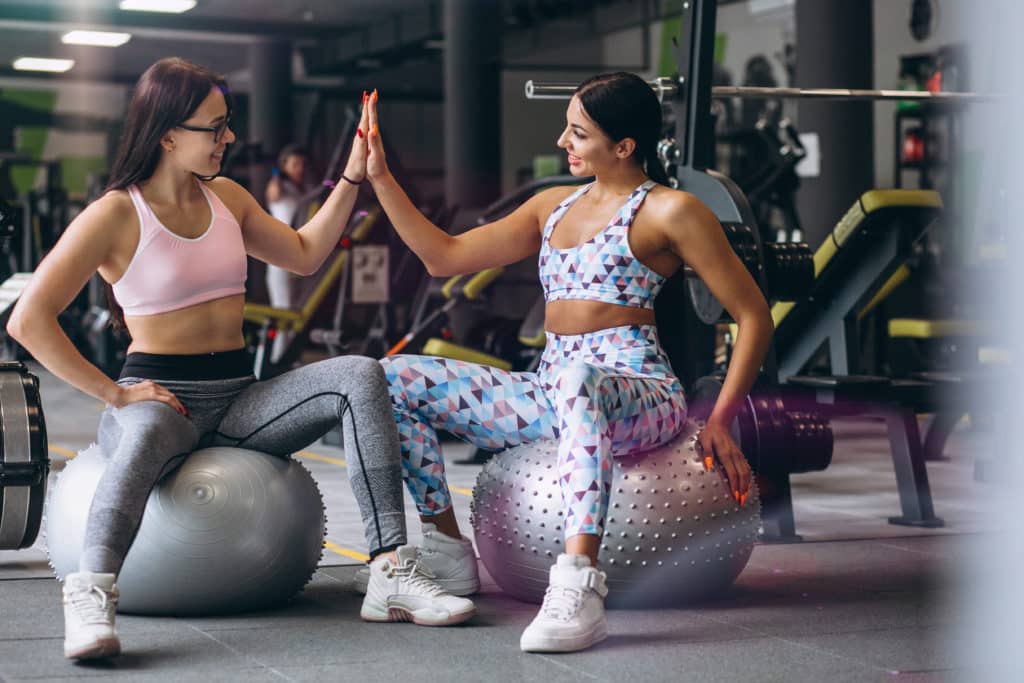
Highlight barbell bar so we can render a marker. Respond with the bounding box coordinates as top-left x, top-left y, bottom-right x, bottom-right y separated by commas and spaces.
524, 78, 1002, 104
